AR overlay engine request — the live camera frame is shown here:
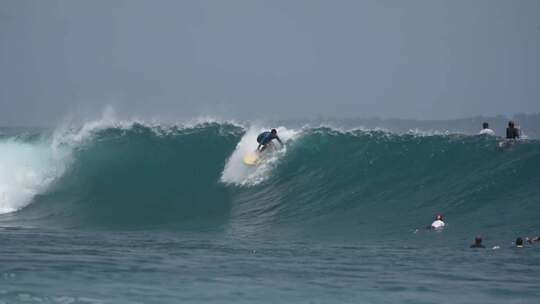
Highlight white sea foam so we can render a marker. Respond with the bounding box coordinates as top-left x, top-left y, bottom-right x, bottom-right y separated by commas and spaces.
220, 126, 299, 186
0, 107, 120, 214
0, 139, 69, 214
0, 106, 249, 214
